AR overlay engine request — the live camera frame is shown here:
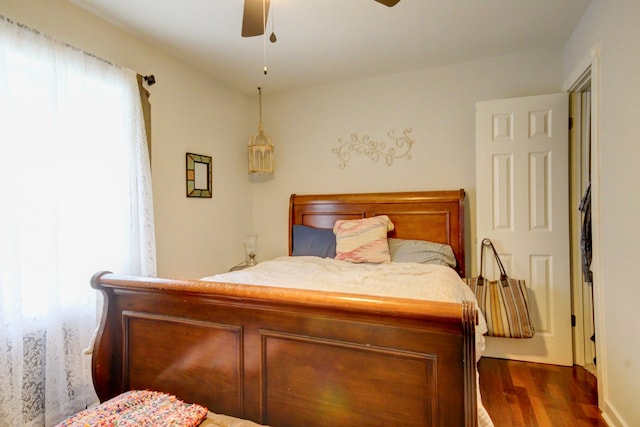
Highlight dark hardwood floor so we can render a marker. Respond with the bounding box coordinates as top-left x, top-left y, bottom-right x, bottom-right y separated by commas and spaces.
478, 357, 607, 426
